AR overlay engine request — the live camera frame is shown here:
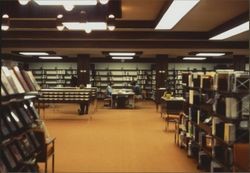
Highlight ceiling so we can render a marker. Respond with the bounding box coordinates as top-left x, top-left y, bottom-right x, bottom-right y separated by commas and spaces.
1, 0, 249, 61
